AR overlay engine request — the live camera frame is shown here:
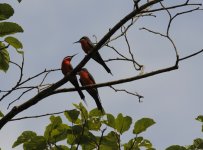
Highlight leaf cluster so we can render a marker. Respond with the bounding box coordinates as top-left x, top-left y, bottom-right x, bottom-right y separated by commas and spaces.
0, 3, 23, 72
12, 103, 156, 150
